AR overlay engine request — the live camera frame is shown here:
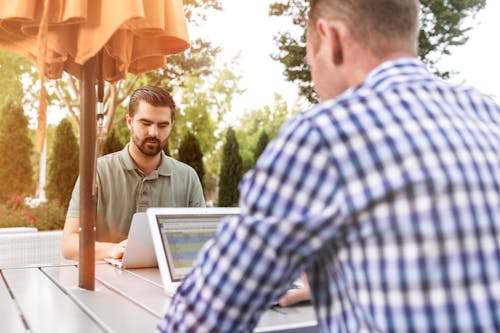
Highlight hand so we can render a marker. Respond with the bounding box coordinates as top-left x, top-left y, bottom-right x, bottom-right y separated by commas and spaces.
106, 239, 127, 259
278, 272, 311, 307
